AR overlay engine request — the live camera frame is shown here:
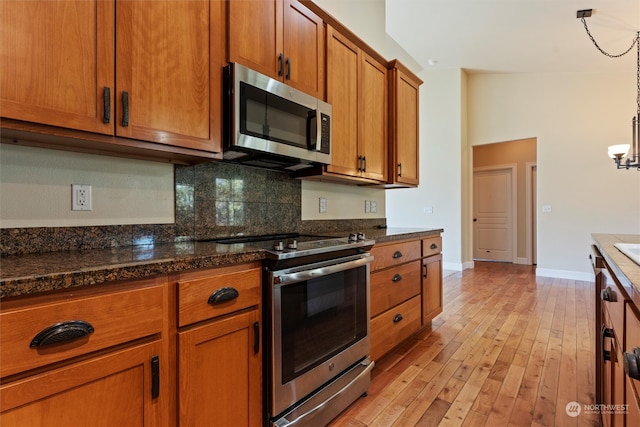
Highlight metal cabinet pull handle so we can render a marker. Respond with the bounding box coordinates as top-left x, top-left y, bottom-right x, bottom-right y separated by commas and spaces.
393, 314, 403, 323
392, 273, 402, 282
122, 91, 129, 127
423, 263, 428, 278
208, 287, 239, 305
398, 163, 402, 177
601, 324, 614, 362
253, 321, 260, 355
278, 53, 284, 76
151, 355, 160, 399
362, 156, 366, 172
601, 286, 617, 302
430, 243, 438, 250
30, 320, 95, 348
393, 251, 403, 259
624, 347, 640, 380
357, 155, 363, 172
103, 87, 111, 124
285, 57, 291, 80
